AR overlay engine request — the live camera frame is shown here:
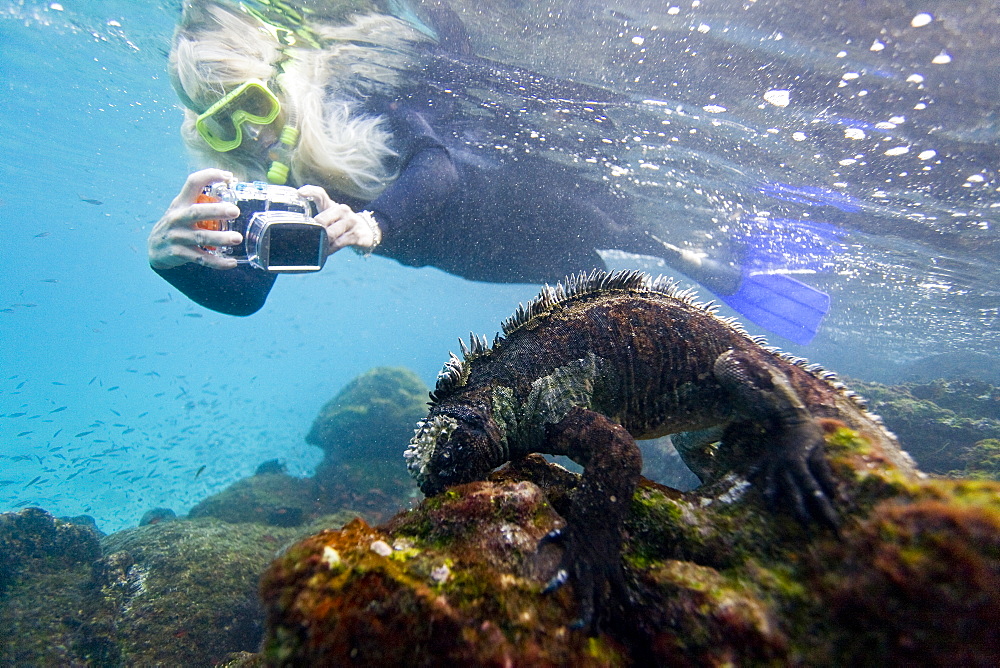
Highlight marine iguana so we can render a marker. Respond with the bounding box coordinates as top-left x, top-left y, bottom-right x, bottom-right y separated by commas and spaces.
405, 269, 905, 628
